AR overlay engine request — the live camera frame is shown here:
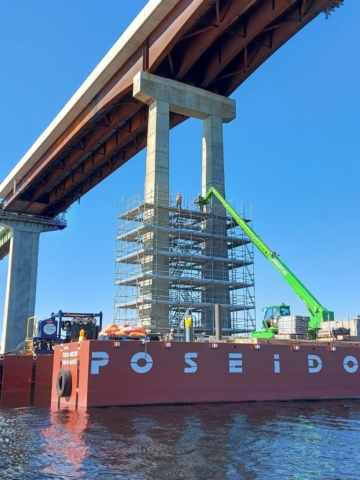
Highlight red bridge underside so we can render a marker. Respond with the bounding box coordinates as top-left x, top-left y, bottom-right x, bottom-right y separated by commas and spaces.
4, 0, 338, 217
